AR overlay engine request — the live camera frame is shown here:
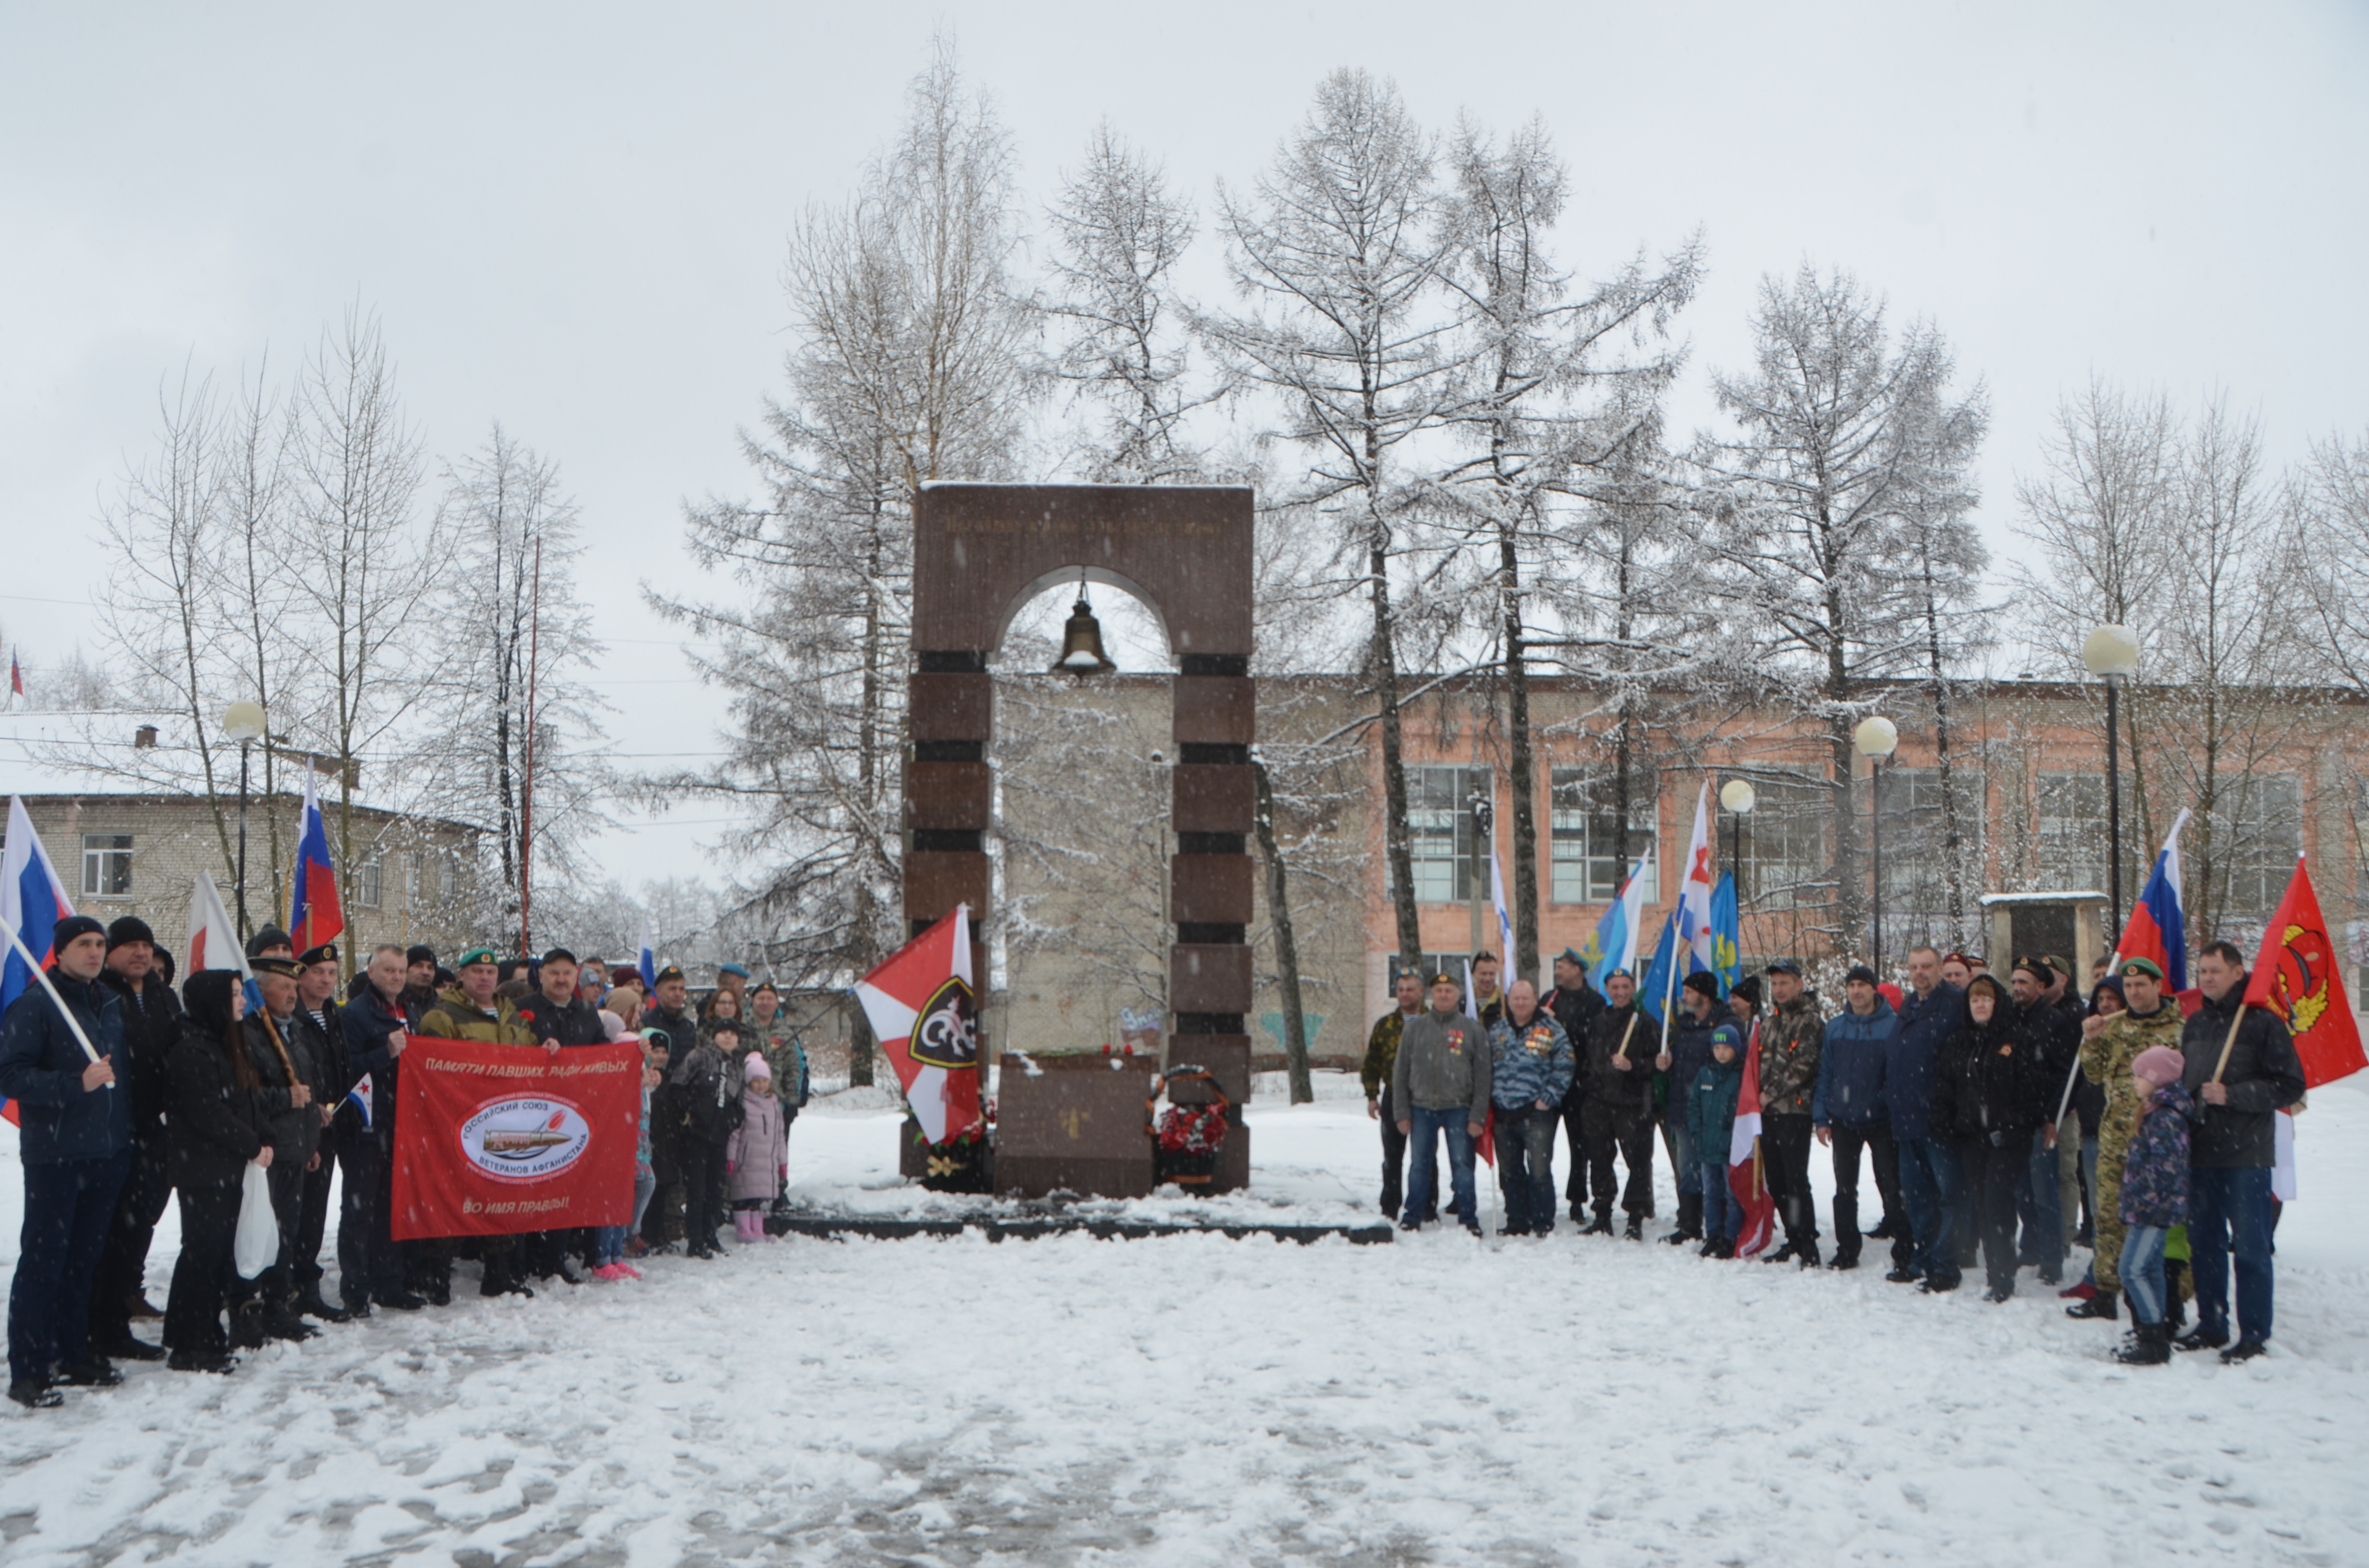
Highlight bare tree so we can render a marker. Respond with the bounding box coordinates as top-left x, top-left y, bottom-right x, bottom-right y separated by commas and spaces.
1198, 67, 1458, 972
657, 41, 1029, 1084
427, 425, 606, 943
215, 359, 303, 918
1043, 124, 1216, 483
1430, 115, 1701, 976
286, 306, 442, 903
1696, 265, 1987, 955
